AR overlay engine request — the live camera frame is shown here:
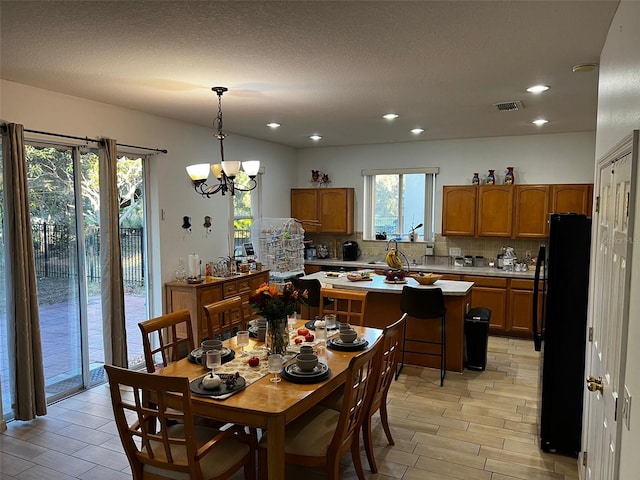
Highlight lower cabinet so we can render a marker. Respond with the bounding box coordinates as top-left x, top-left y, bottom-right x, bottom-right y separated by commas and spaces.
165, 270, 269, 344
465, 276, 508, 331
465, 275, 537, 337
